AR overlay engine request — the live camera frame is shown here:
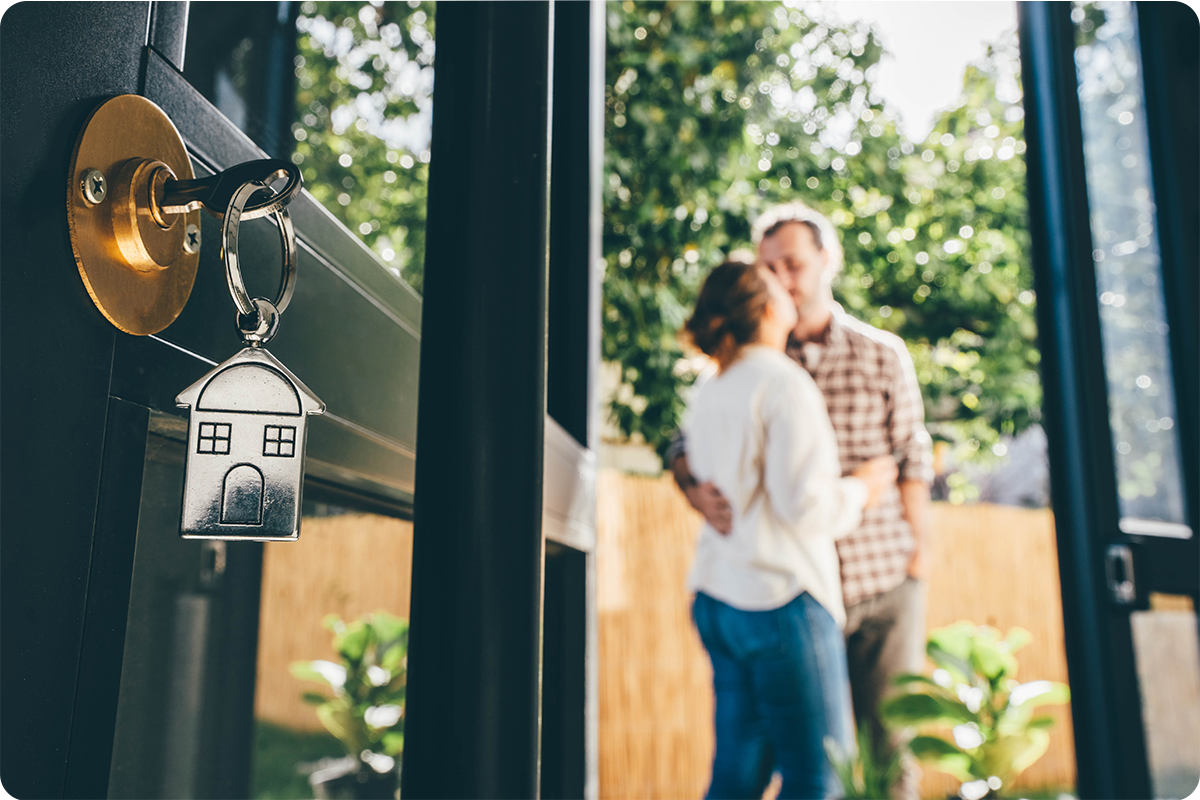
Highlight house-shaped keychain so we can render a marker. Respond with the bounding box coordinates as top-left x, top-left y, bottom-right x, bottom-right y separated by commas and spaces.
176, 346, 325, 540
